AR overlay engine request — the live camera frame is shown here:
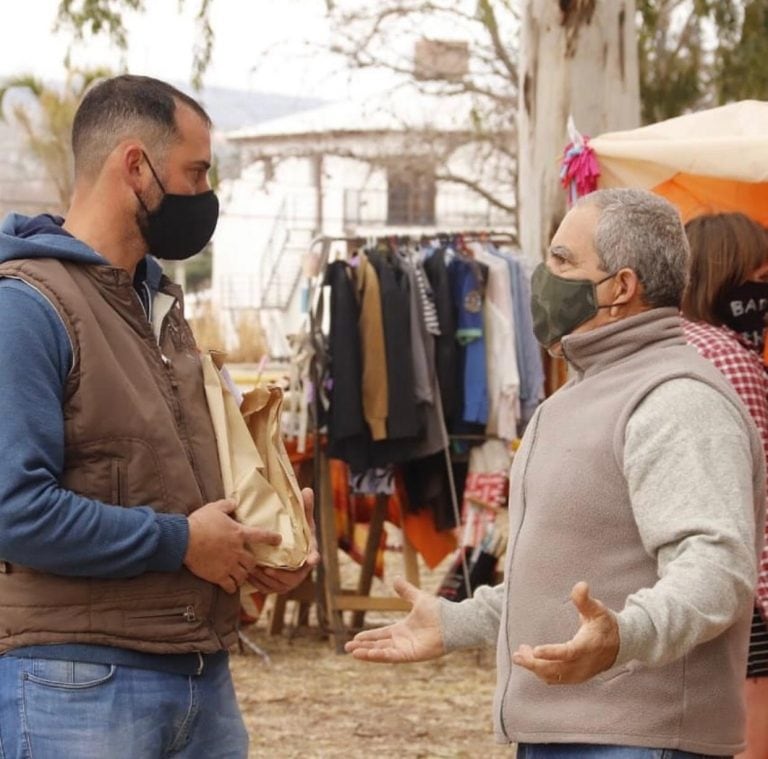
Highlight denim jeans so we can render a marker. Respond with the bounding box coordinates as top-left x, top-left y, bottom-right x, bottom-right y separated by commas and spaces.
0, 652, 248, 758
517, 745, 729, 759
